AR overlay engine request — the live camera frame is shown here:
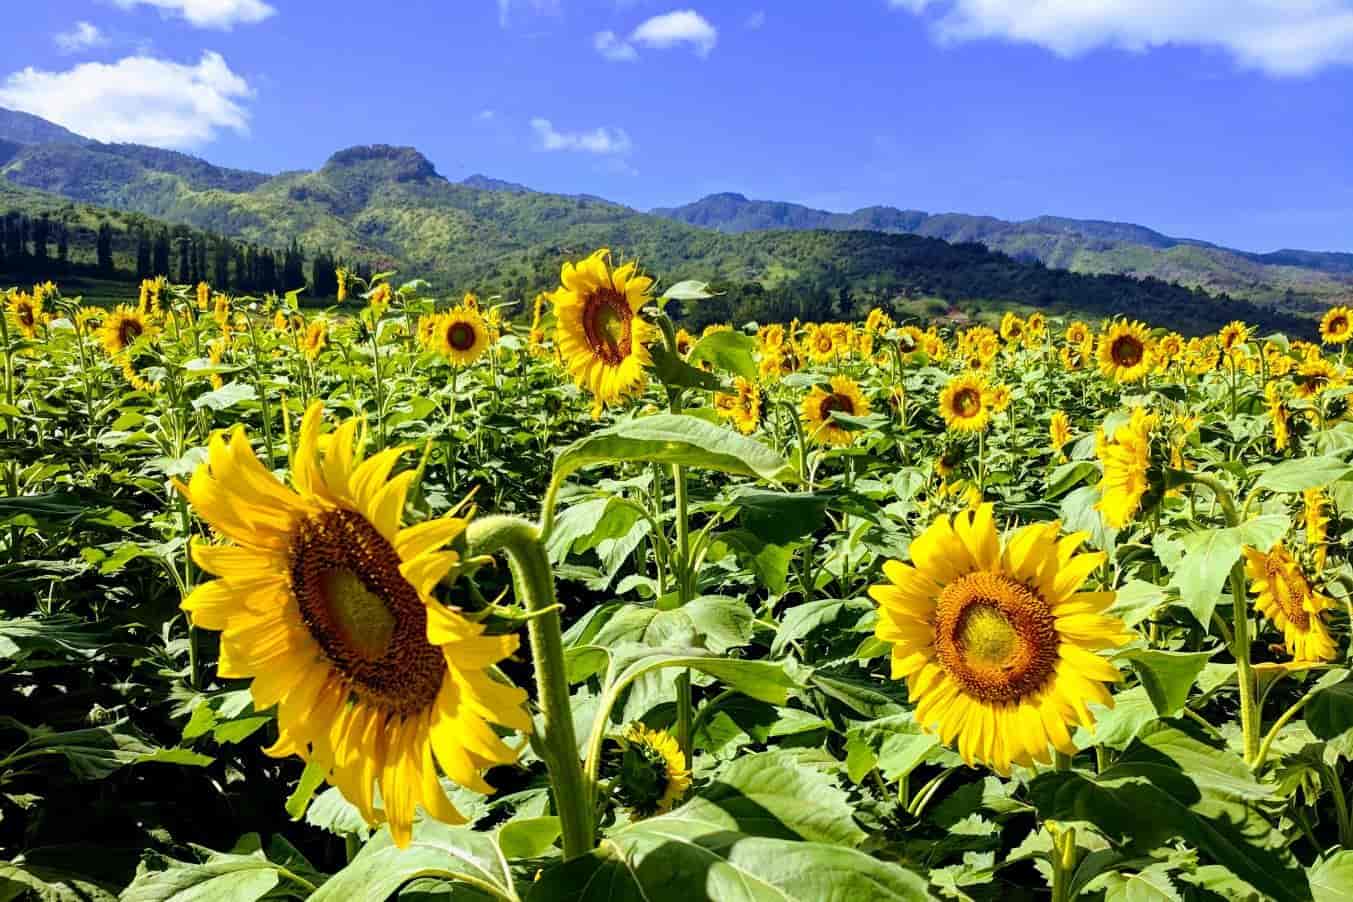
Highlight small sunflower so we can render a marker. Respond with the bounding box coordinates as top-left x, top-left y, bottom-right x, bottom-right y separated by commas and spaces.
895, 325, 925, 356
1266, 382, 1291, 452
1304, 488, 1329, 571
869, 504, 1131, 774
675, 328, 697, 357
1097, 321, 1152, 383
551, 248, 657, 416
1024, 312, 1047, 342
176, 402, 530, 847
921, 329, 947, 360
1060, 343, 1090, 372
757, 322, 786, 351
74, 306, 104, 334
196, 282, 210, 311
999, 313, 1025, 344
1319, 306, 1352, 345
1186, 337, 1220, 374
714, 377, 762, 435
803, 323, 839, 363
6, 291, 43, 339
802, 375, 869, 446
302, 319, 328, 361
1050, 411, 1071, 460
1094, 407, 1156, 529
985, 384, 1012, 414
759, 346, 800, 380
939, 373, 991, 434
1156, 332, 1184, 368
1243, 543, 1338, 663
99, 306, 157, 356
1219, 320, 1250, 352
615, 724, 690, 816
369, 282, 393, 316
865, 308, 895, 335
436, 307, 490, 367
1294, 358, 1341, 399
